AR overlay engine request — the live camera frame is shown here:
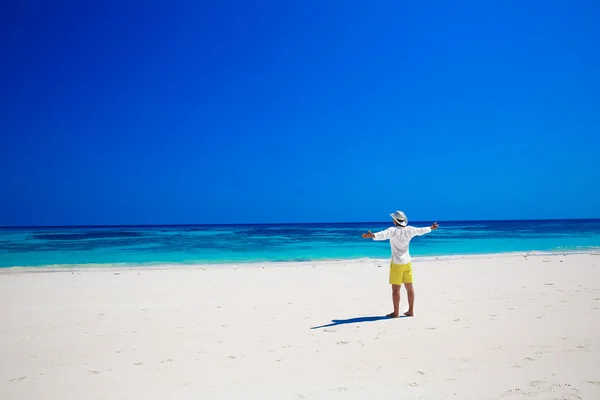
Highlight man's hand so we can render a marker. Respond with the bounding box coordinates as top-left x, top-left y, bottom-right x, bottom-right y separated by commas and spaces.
362, 230, 375, 239
431, 222, 439, 230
